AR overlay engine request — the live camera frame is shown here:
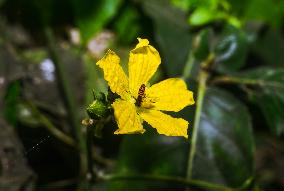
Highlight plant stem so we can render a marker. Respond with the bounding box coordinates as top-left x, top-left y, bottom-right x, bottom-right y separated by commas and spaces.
101, 173, 235, 191
44, 27, 88, 191
86, 121, 96, 182
182, 49, 195, 80
186, 70, 208, 183
212, 75, 283, 90
27, 102, 76, 147
212, 76, 260, 85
